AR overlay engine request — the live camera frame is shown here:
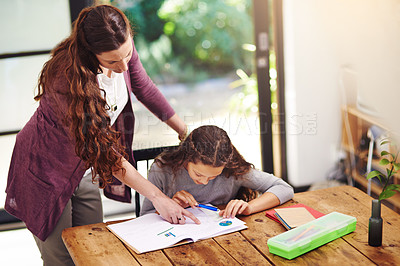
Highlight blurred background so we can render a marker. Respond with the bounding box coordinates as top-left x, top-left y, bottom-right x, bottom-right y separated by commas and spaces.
1, 0, 400, 264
